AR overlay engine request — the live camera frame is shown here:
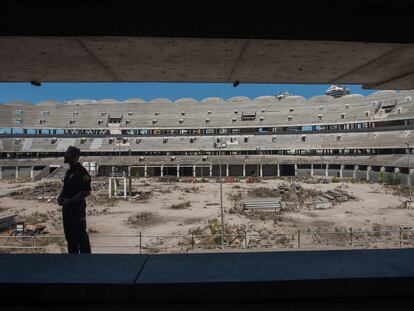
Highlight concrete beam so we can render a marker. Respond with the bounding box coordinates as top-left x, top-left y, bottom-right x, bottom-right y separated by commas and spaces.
0, 35, 412, 88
